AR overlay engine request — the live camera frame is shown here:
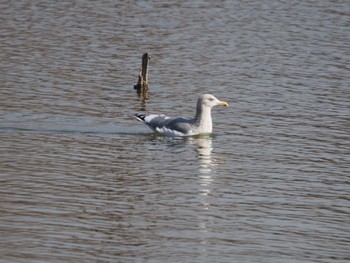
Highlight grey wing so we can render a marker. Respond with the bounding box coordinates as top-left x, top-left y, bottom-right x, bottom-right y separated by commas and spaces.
136, 114, 193, 135
143, 114, 170, 131
164, 118, 193, 135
